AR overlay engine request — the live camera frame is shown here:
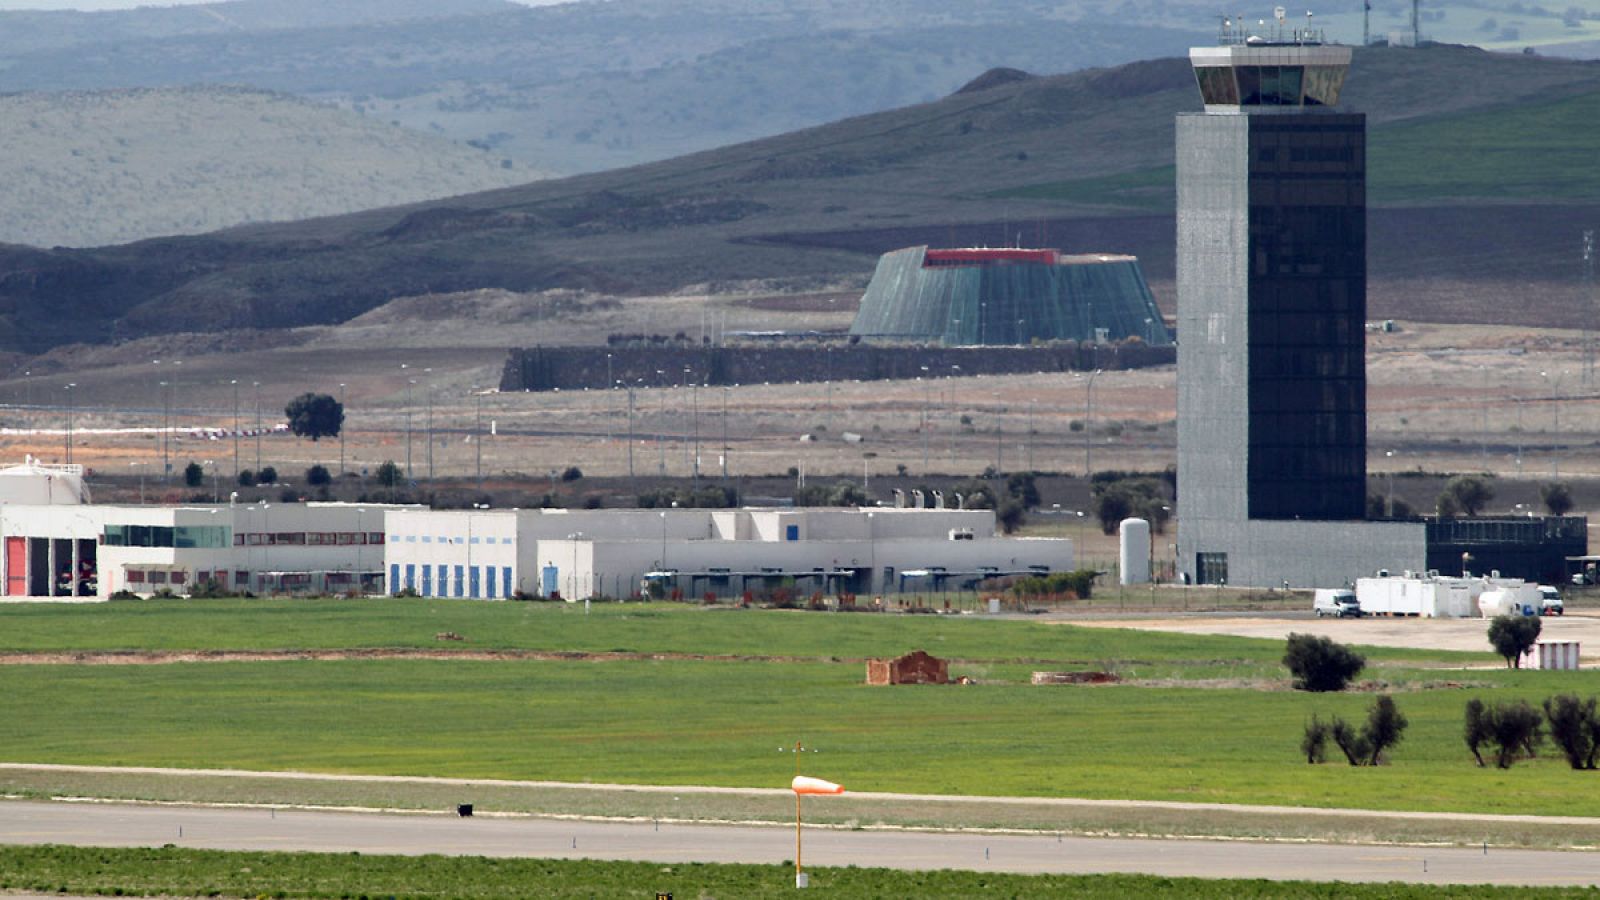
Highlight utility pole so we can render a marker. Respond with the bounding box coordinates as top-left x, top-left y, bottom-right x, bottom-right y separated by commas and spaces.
338, 382, 347, 477
253, 381, 261, 473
